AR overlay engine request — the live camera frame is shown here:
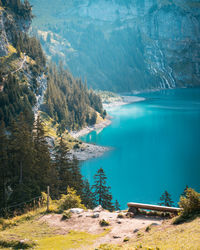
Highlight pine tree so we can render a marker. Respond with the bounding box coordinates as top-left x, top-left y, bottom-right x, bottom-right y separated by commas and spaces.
92, 168, 114, 211
69, 158, 83, 196
159, 191, 174, 207
0, 121, 9, 209
33, 116, 52, 192
54, 136, 71, 195
181, 185, 189, 197
114, 200, 120, 211
8, 113, 35, 204
81, 179, 96, 209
